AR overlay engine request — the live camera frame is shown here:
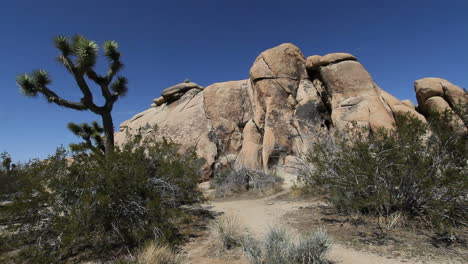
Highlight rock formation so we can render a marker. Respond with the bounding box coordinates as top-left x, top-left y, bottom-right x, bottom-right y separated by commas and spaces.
115, 43, 467, 180
414, 77, 467, 130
